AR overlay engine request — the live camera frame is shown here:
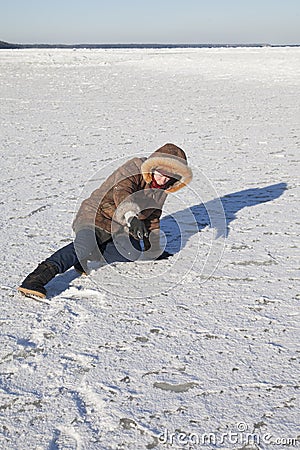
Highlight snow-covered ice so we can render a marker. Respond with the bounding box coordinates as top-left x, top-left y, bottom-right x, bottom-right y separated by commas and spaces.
0, 47, 299, 449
